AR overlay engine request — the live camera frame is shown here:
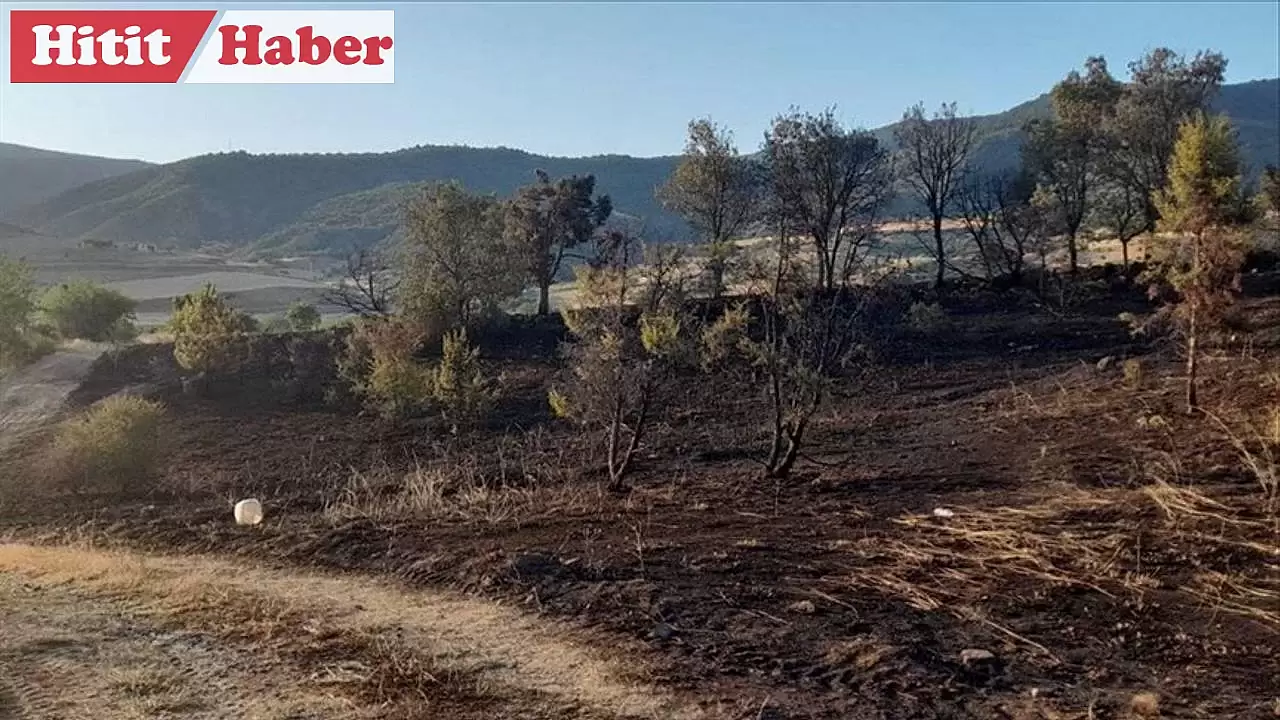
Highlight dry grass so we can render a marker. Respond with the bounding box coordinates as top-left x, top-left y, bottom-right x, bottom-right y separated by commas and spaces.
325, 433, 604, 527
846, 472, 1280, 636
0, 542, 702, 719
